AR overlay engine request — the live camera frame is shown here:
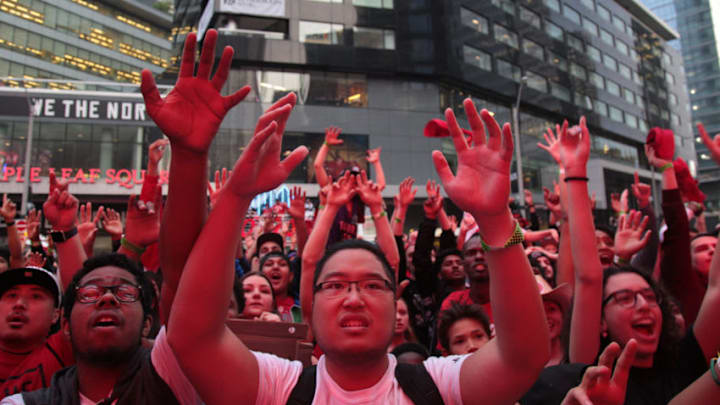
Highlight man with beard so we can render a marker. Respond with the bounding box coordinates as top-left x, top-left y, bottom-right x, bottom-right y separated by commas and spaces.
440, 234, 494, 332
1, 255, 200, 405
